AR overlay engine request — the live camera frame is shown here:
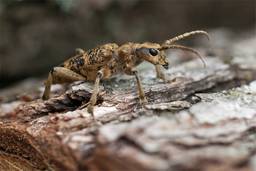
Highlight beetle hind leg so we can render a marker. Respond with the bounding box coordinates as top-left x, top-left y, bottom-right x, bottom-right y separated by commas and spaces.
42, 72, 53, 100
42, 67, 86, 100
